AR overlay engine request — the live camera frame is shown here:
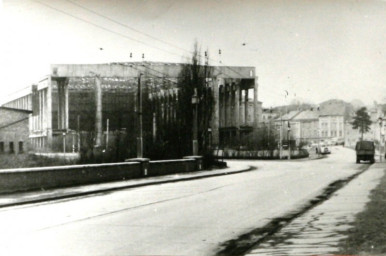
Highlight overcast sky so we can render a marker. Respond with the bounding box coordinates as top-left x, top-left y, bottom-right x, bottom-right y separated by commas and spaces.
1, 0, 385, 107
